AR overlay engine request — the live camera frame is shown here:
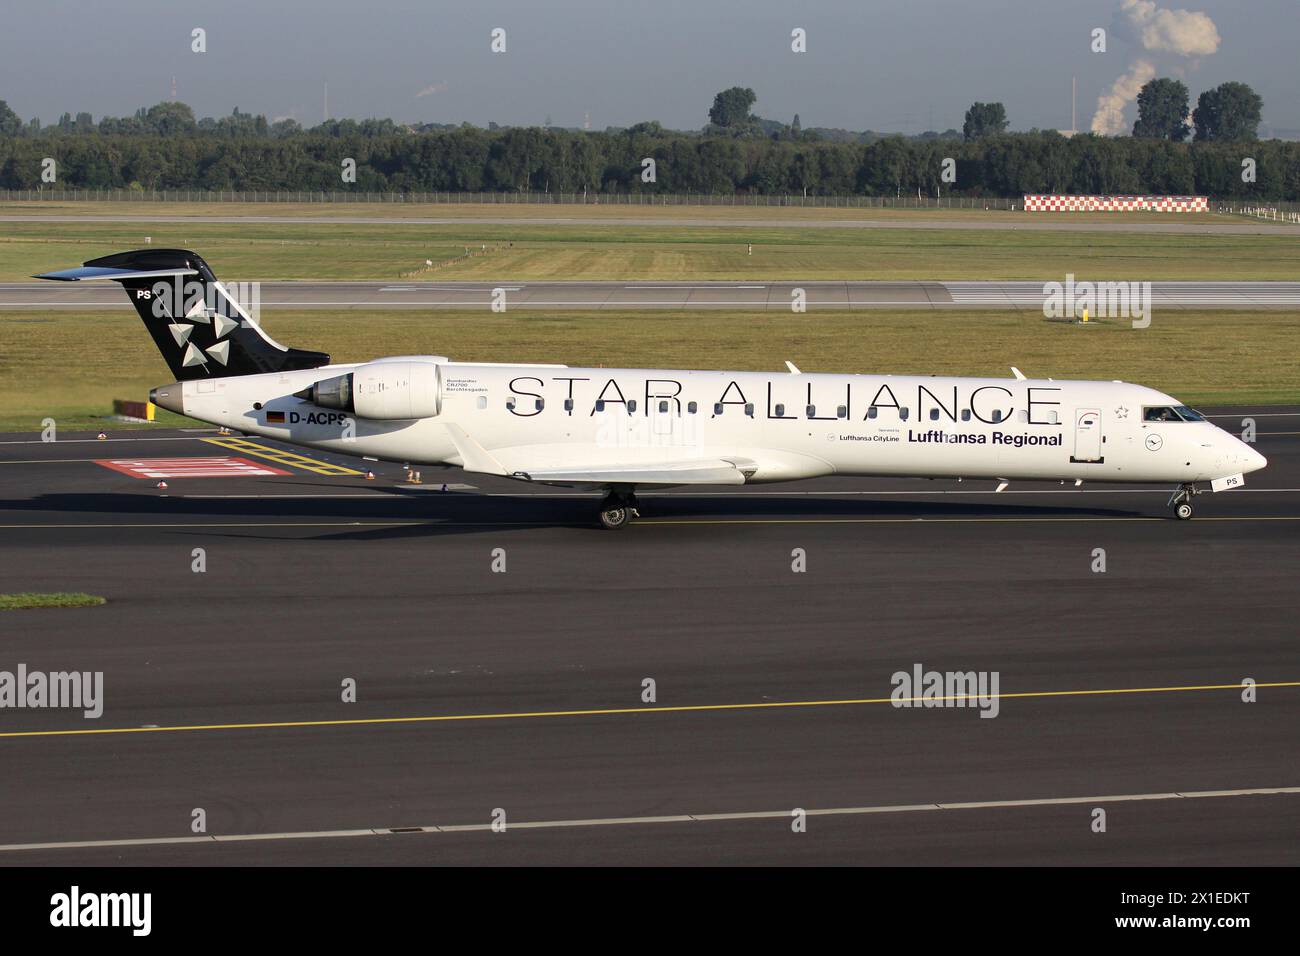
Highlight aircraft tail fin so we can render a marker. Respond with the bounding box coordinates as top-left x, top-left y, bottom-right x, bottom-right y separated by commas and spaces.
35, 249, 330, 381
